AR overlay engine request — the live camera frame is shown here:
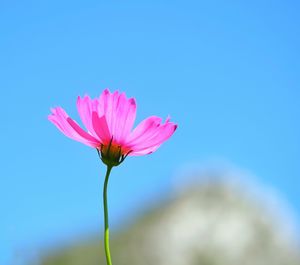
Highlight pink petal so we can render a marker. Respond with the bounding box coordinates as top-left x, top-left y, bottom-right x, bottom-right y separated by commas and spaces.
97, 88, 109, 116
129, 144, 161, 156
128, 118, 177, 152
76, 95, 100, 140
126, 116, 162, 146
138, 122, 177, 149
91, 112, 111, 144
98, 89, 118, 130
48, 107, 100, 148
113, 94, 136, 143
97, 89, 137, 143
